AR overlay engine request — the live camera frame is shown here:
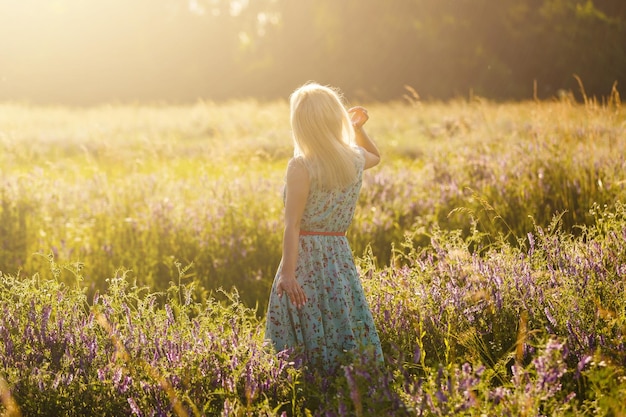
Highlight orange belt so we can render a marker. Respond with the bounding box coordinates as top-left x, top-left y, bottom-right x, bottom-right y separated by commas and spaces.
299, 230, 346, 236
